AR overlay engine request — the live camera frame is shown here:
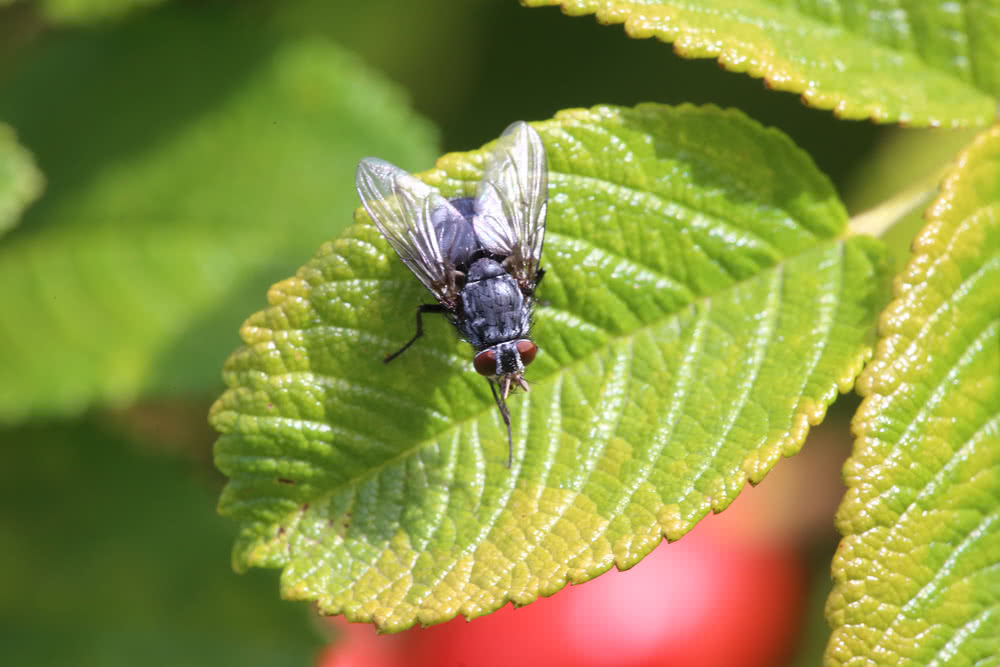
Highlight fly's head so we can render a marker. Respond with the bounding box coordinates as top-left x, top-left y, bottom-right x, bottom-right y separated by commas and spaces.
473, 339, 537, 397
